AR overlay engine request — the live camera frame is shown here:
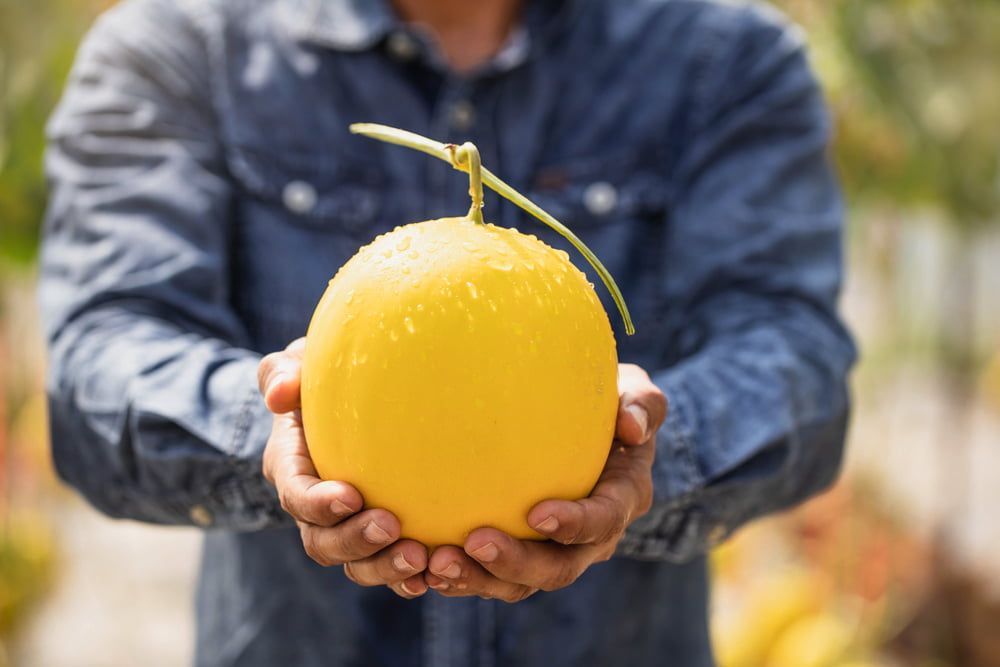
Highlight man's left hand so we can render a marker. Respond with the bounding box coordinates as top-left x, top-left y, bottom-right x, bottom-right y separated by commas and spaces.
424, 363, 666, 602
